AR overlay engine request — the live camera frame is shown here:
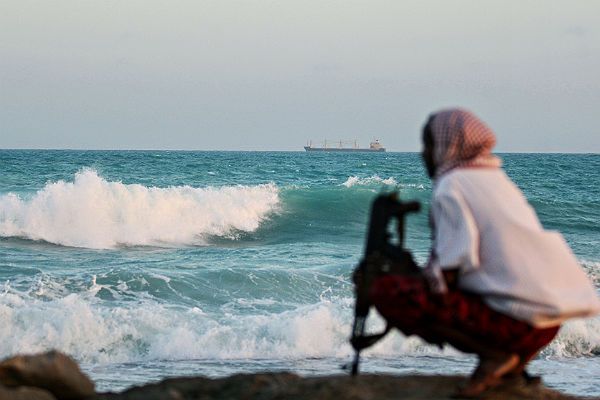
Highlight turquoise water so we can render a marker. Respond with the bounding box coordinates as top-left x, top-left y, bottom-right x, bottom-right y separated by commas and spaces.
1, 150, 599, 395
